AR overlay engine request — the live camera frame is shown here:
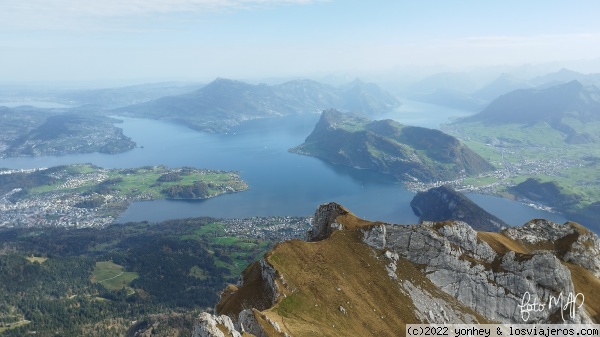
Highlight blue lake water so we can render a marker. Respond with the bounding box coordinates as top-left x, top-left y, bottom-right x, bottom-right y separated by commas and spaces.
0, 100, 568, 226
